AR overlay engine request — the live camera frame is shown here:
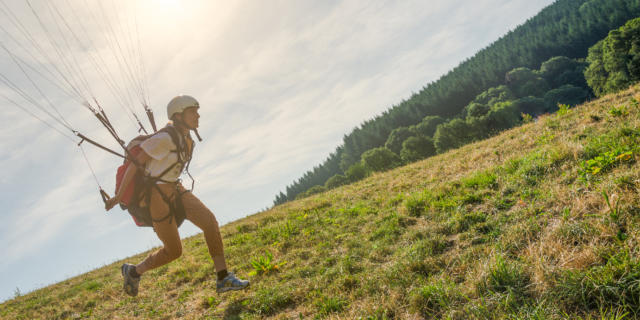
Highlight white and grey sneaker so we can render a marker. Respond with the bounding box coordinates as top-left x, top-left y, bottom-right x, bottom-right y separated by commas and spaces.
216, 272, 249, 293
121, 263, 140, 297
